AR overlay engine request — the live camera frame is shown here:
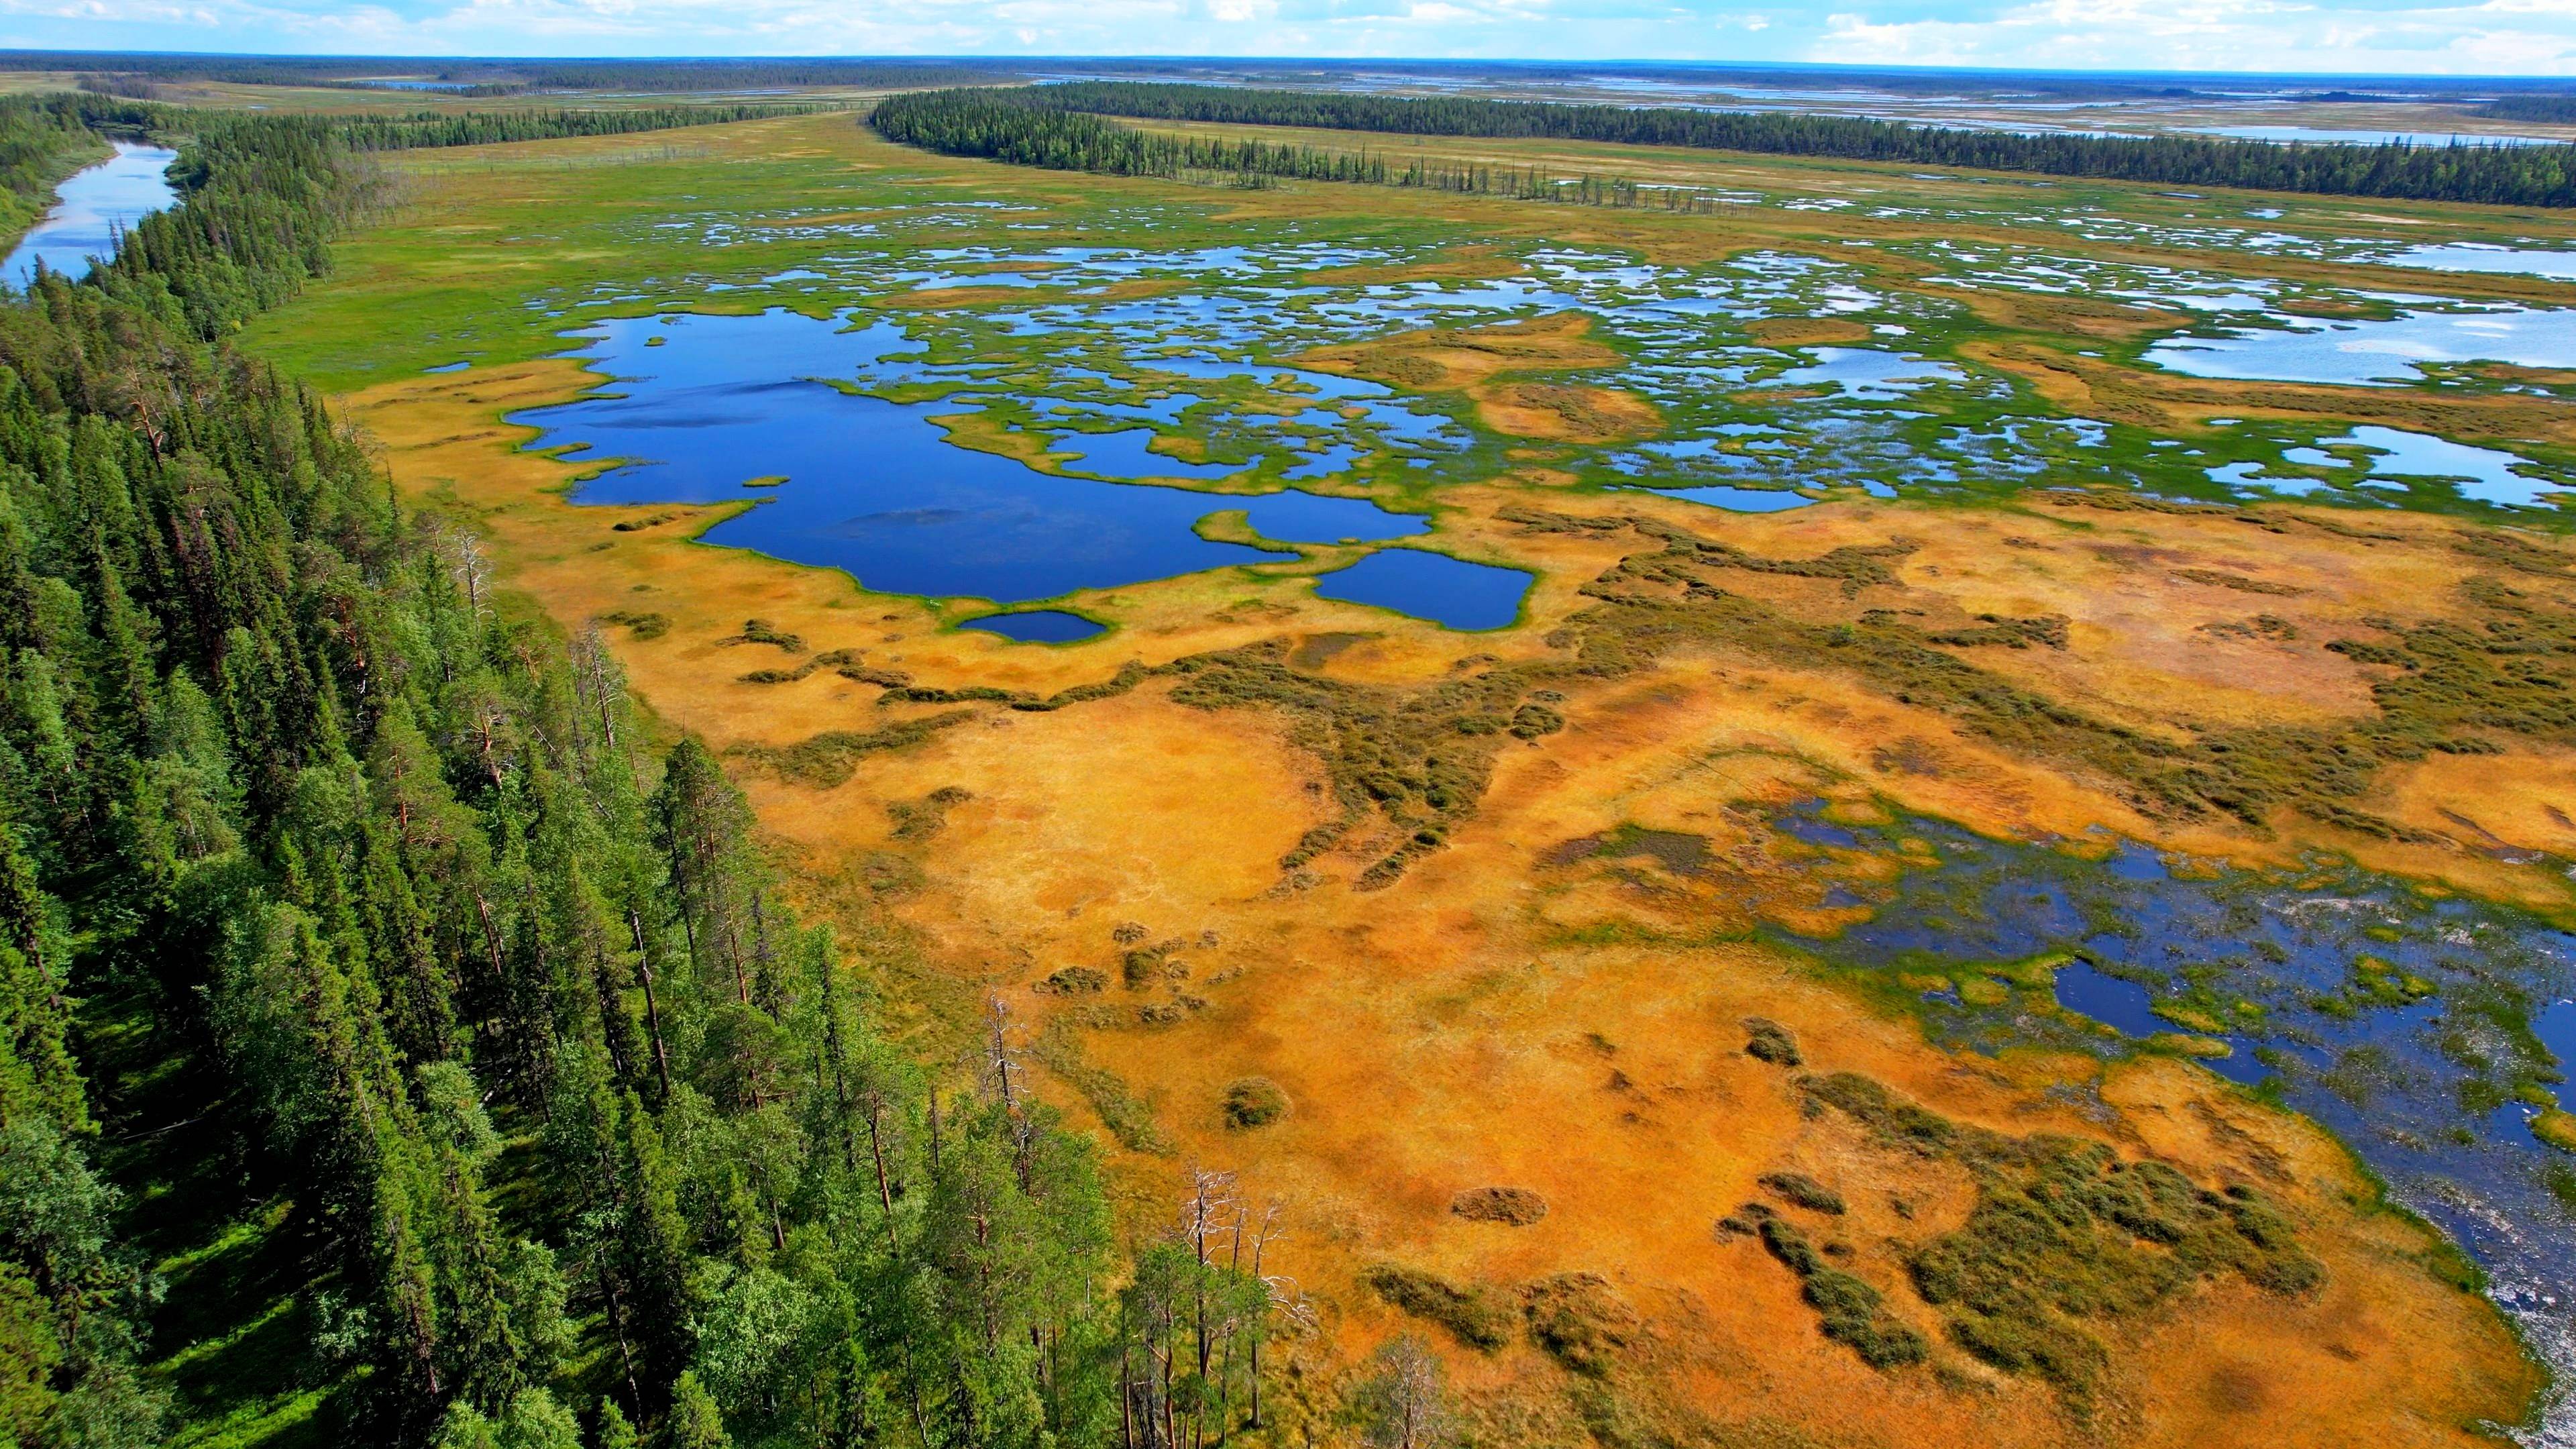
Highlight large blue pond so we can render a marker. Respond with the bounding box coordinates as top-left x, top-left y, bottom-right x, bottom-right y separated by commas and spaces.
511, 309, 1442, 606
1776, 804, 2576, 1409
3, 142, 178, 289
